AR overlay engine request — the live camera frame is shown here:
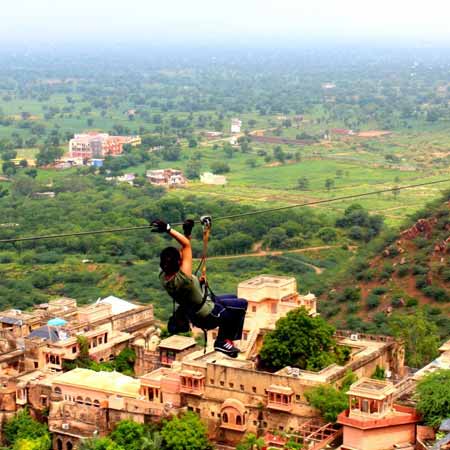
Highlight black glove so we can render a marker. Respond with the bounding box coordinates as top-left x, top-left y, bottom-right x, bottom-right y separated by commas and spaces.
150, 219, 171, 233
182, 219, 195, 237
